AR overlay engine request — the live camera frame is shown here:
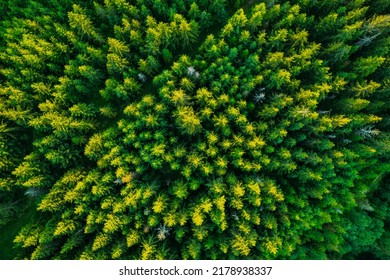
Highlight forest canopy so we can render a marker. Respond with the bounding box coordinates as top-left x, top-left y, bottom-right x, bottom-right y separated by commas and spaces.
0, 0, 389, 260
